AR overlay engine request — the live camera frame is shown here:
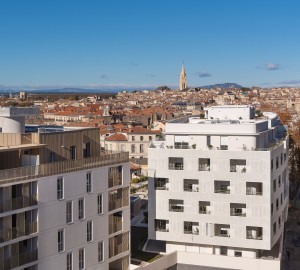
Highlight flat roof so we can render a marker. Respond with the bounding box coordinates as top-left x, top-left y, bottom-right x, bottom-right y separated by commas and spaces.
0, 143, 46, 152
